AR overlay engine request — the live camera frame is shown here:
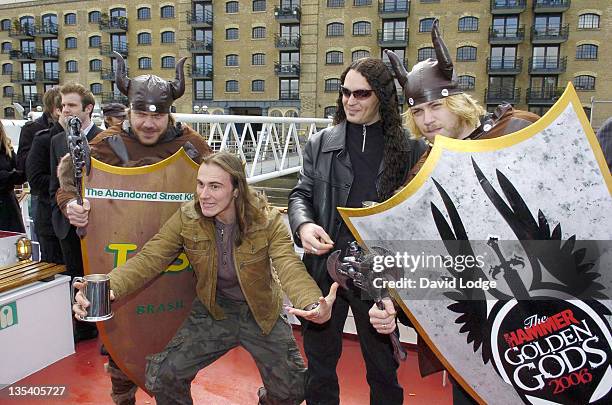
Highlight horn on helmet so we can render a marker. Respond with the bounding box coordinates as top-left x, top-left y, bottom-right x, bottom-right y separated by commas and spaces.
170, 57, 188, 100
113, 51, 131, 96
431, 19, 454, 80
